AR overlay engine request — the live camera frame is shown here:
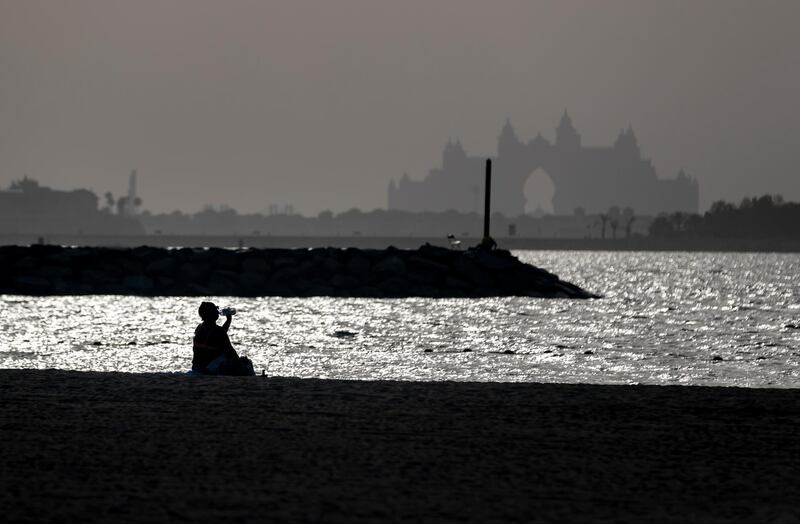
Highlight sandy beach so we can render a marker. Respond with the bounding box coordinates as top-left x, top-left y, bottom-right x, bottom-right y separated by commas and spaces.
1, 370, 798, 523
